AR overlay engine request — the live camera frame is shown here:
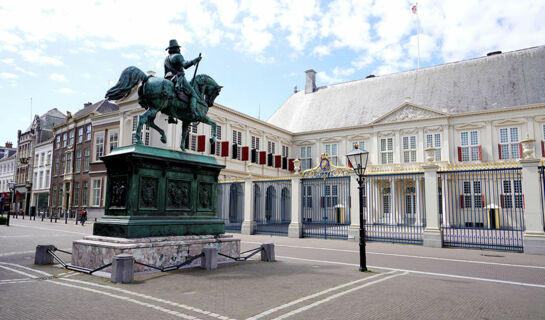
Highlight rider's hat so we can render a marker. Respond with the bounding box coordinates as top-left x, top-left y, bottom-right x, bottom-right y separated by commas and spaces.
166, 39, 181, 51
